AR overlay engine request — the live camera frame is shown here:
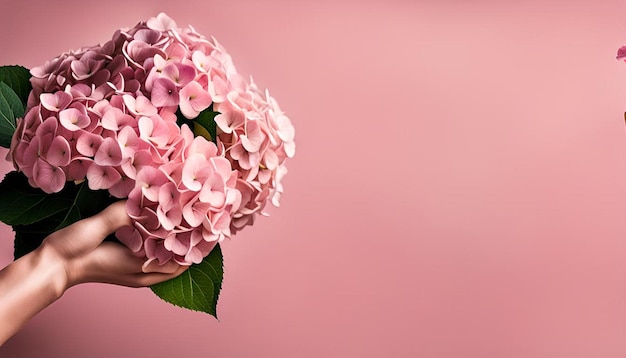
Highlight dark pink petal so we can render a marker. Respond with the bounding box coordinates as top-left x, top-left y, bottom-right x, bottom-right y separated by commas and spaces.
617, 45, 626, 61
115, 226, 143, 252
33, 158, 66, 194
67, 158, 93, 181
86, 164, 122, 190
109, 175, 135, 198
151, 78, 179, 107
46, 136, 71, 167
